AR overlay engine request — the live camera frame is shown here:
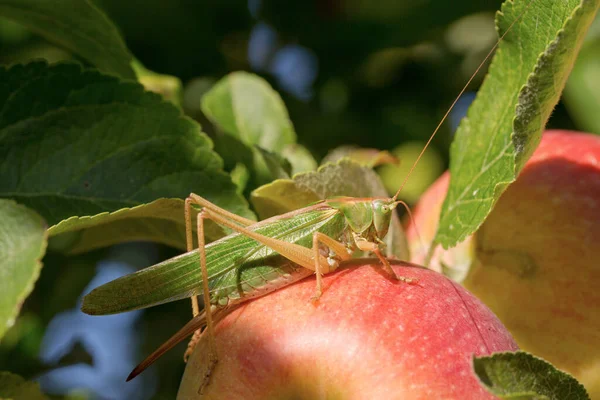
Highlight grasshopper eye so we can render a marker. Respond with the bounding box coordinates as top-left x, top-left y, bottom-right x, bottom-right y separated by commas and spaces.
373, 200, 392, 214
